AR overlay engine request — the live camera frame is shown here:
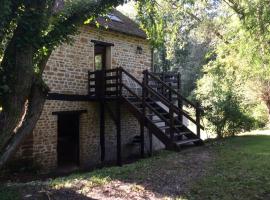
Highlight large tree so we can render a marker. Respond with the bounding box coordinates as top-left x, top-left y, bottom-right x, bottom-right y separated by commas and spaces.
0, 0, 126, 168
199, 0, 270, 120
223, 0, 270, 120
195, 0, 270, 136
136, 0, 225, 97
136, 0, 270, 136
